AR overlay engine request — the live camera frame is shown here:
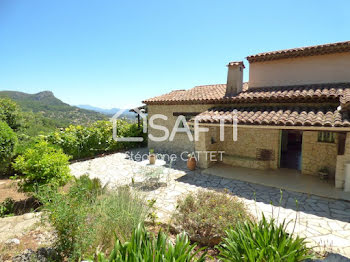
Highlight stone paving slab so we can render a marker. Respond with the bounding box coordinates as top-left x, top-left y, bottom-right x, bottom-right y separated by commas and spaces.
70, 149, 350, 258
